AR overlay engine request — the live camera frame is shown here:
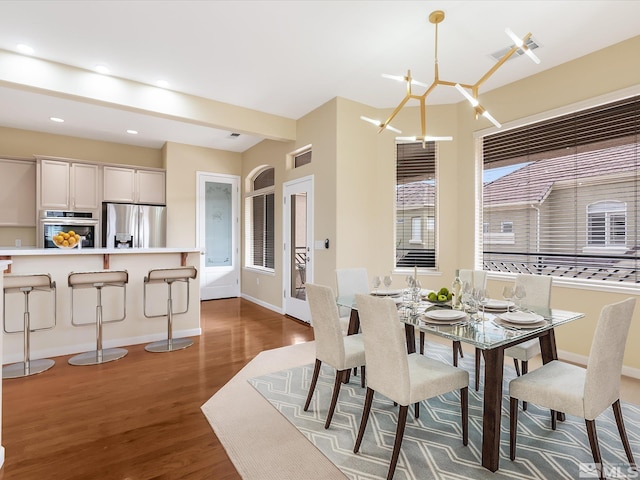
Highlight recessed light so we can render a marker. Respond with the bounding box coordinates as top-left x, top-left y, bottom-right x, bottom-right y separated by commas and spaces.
50, 117, 64, 123
156, 80, 169, 88
95, 65, 110, 74
16, 44, 34, 55
126, 129, 138, 135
